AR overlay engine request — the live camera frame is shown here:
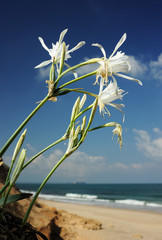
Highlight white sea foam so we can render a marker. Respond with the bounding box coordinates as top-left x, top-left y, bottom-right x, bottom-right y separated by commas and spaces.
20, 189, 162, 211
65, 193, 97, 199
116, 199, 145, 206
115, 199, 162, 208
146, 202, 162, 208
